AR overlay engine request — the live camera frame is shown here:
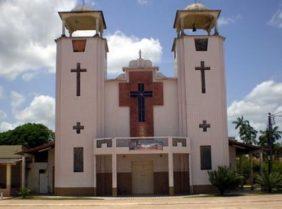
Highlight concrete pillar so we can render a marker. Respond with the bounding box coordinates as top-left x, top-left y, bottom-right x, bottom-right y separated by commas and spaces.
189, 153, 193, 194
93, 155, 96, 196
95, 18, 99, 36
62, 22, 66, 37
168, 152, 174, 195
112, 154, 117, 196
6, 164, 12, 195
21, 156, 25, 189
